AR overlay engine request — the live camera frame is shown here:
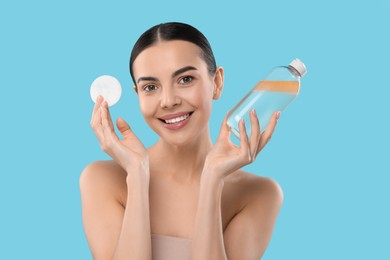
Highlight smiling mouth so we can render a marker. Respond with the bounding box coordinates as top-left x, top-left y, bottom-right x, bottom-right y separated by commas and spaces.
159, 112, 194, 124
